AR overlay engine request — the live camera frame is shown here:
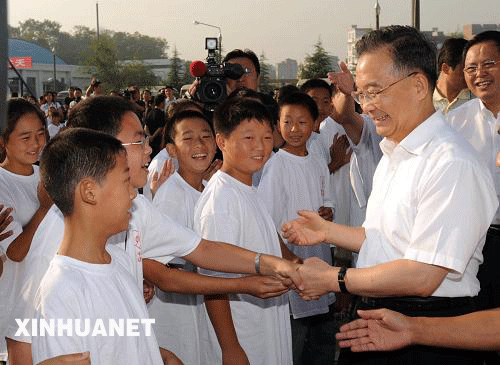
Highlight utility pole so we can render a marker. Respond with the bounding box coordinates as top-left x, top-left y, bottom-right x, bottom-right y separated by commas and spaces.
374, 0, 381, 30
96, 2, 100, 40
412, 0, 420, 30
